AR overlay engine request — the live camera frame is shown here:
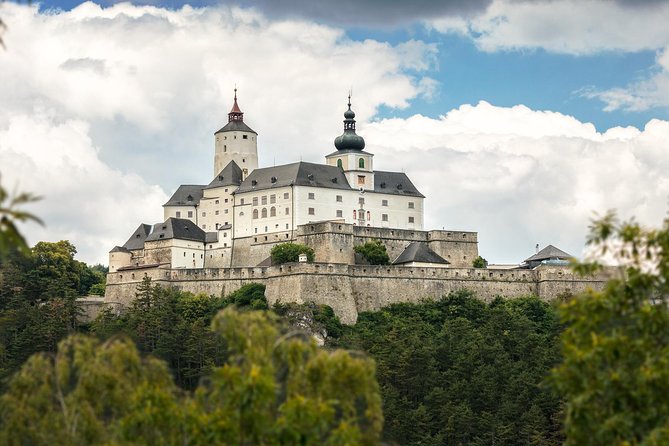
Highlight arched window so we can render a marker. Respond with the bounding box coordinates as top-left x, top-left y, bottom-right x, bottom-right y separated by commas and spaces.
353, 210, 357, 220
252, 209, 258, 219
270, 207, 276, 217
359, 158, 365, 169
337, 159, 343, 168
366, 211, 371, 221
261, 208, 267, 218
